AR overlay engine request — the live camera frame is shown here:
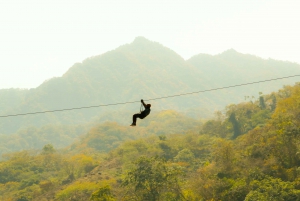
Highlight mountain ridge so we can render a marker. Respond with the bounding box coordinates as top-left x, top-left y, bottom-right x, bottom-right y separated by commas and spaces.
0, 37, 299, 135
